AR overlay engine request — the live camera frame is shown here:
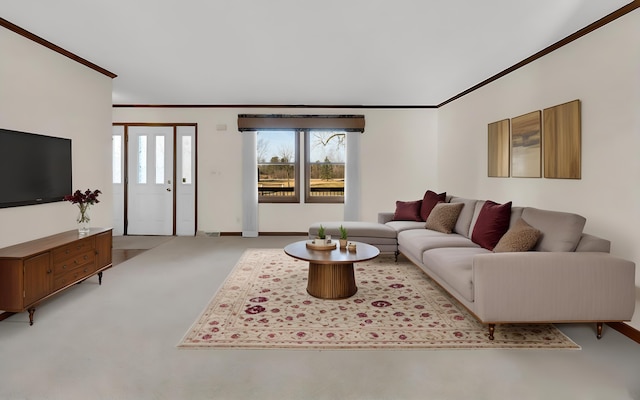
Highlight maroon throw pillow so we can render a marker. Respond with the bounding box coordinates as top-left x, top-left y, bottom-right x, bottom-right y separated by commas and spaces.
471, 200, 512, 250
393, 200, 422, 221
420, 190, 447, 221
